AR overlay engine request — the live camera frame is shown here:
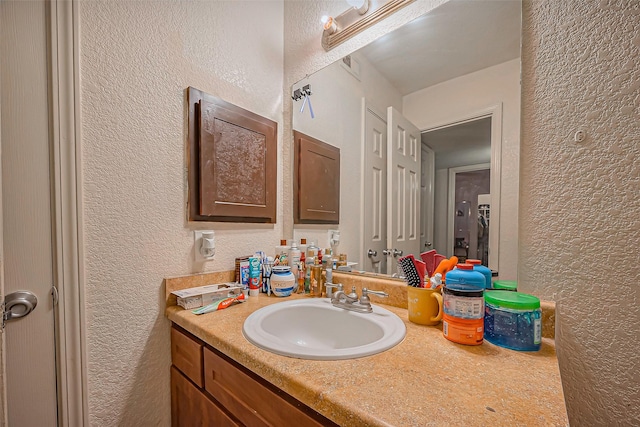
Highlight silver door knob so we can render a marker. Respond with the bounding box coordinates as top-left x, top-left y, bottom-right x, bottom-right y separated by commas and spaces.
382, 249, 391, 256
367, 249, 377, 257
3, 291, 37, 326
424, 242, 432, 248
392, 249, 403, 257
